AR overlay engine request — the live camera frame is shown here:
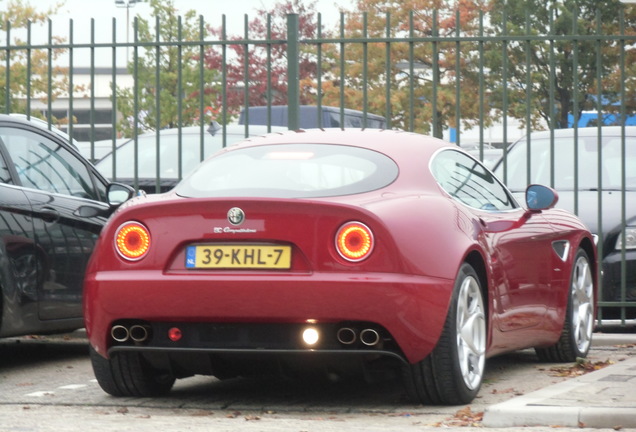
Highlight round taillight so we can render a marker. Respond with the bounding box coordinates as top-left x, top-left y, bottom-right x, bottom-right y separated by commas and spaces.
335, 222, 374, 262
115, 221, 151, 261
